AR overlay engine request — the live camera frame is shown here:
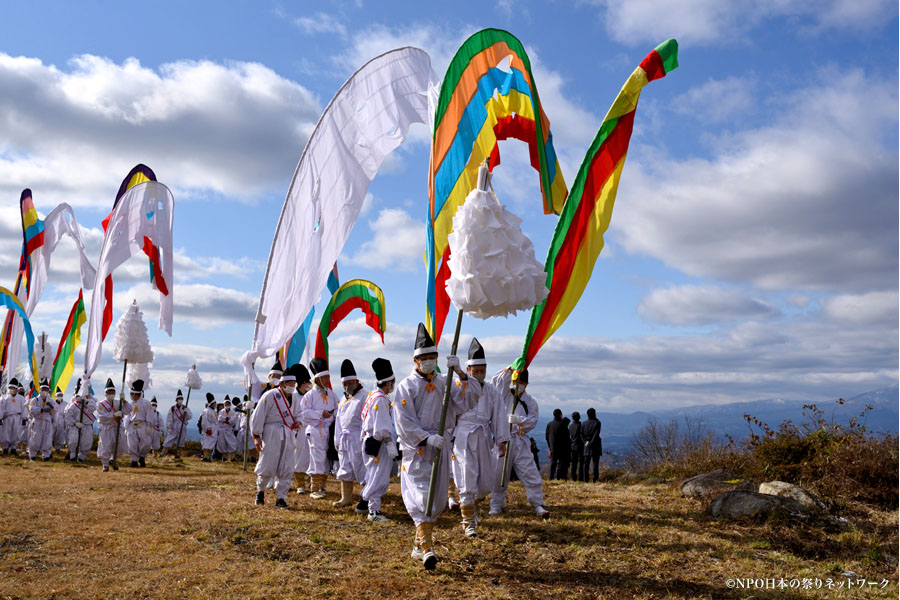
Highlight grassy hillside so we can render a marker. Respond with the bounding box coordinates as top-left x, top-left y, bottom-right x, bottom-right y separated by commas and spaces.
0, 454, 896, 599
